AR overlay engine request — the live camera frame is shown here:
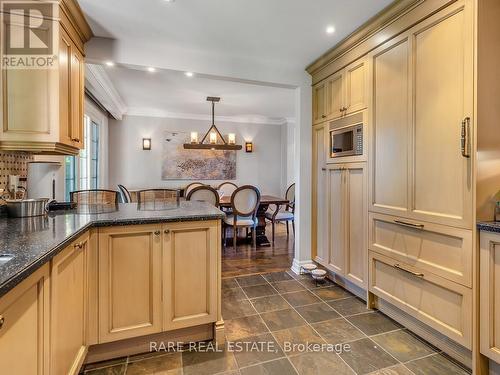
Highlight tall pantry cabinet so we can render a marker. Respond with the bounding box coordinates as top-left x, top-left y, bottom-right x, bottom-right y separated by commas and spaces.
309, 0, 500, 373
